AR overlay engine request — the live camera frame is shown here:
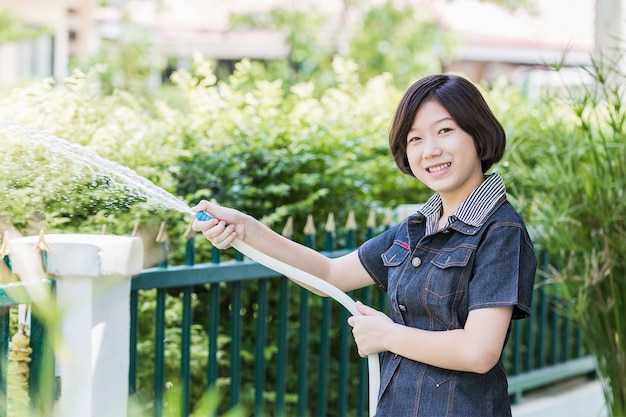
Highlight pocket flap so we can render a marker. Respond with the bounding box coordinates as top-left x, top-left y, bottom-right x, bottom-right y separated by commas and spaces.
381, 241, 411, 267
431, 246, 474, 269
